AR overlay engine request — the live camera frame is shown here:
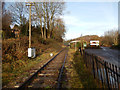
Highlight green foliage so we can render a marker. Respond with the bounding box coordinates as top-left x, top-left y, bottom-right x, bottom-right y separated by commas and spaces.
76, 42, 81, 48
